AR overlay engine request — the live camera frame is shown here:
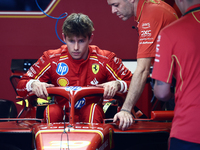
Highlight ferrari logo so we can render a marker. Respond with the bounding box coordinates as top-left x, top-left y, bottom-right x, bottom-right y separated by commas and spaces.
92, 64, 99, 74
